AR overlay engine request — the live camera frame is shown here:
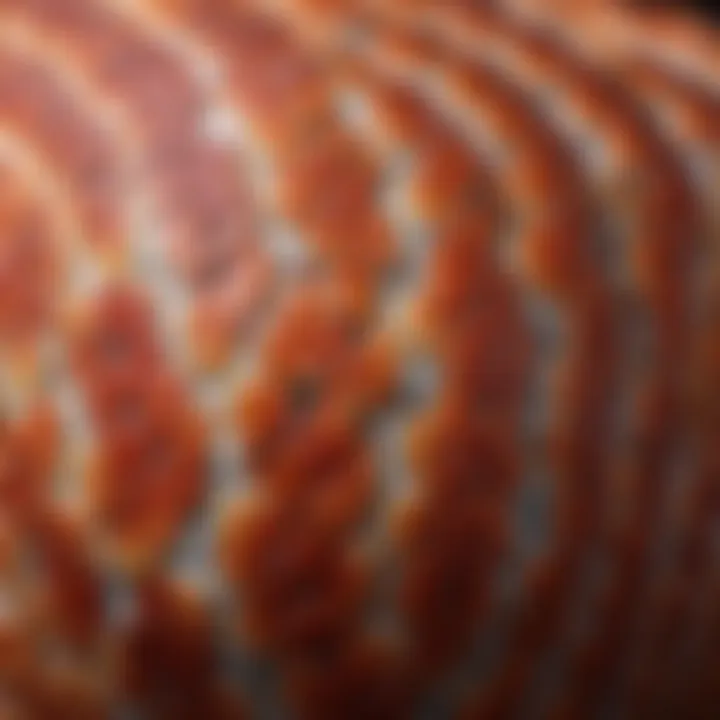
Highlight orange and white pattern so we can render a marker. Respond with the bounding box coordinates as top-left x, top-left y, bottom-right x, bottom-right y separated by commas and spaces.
0, 0, 717, 717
